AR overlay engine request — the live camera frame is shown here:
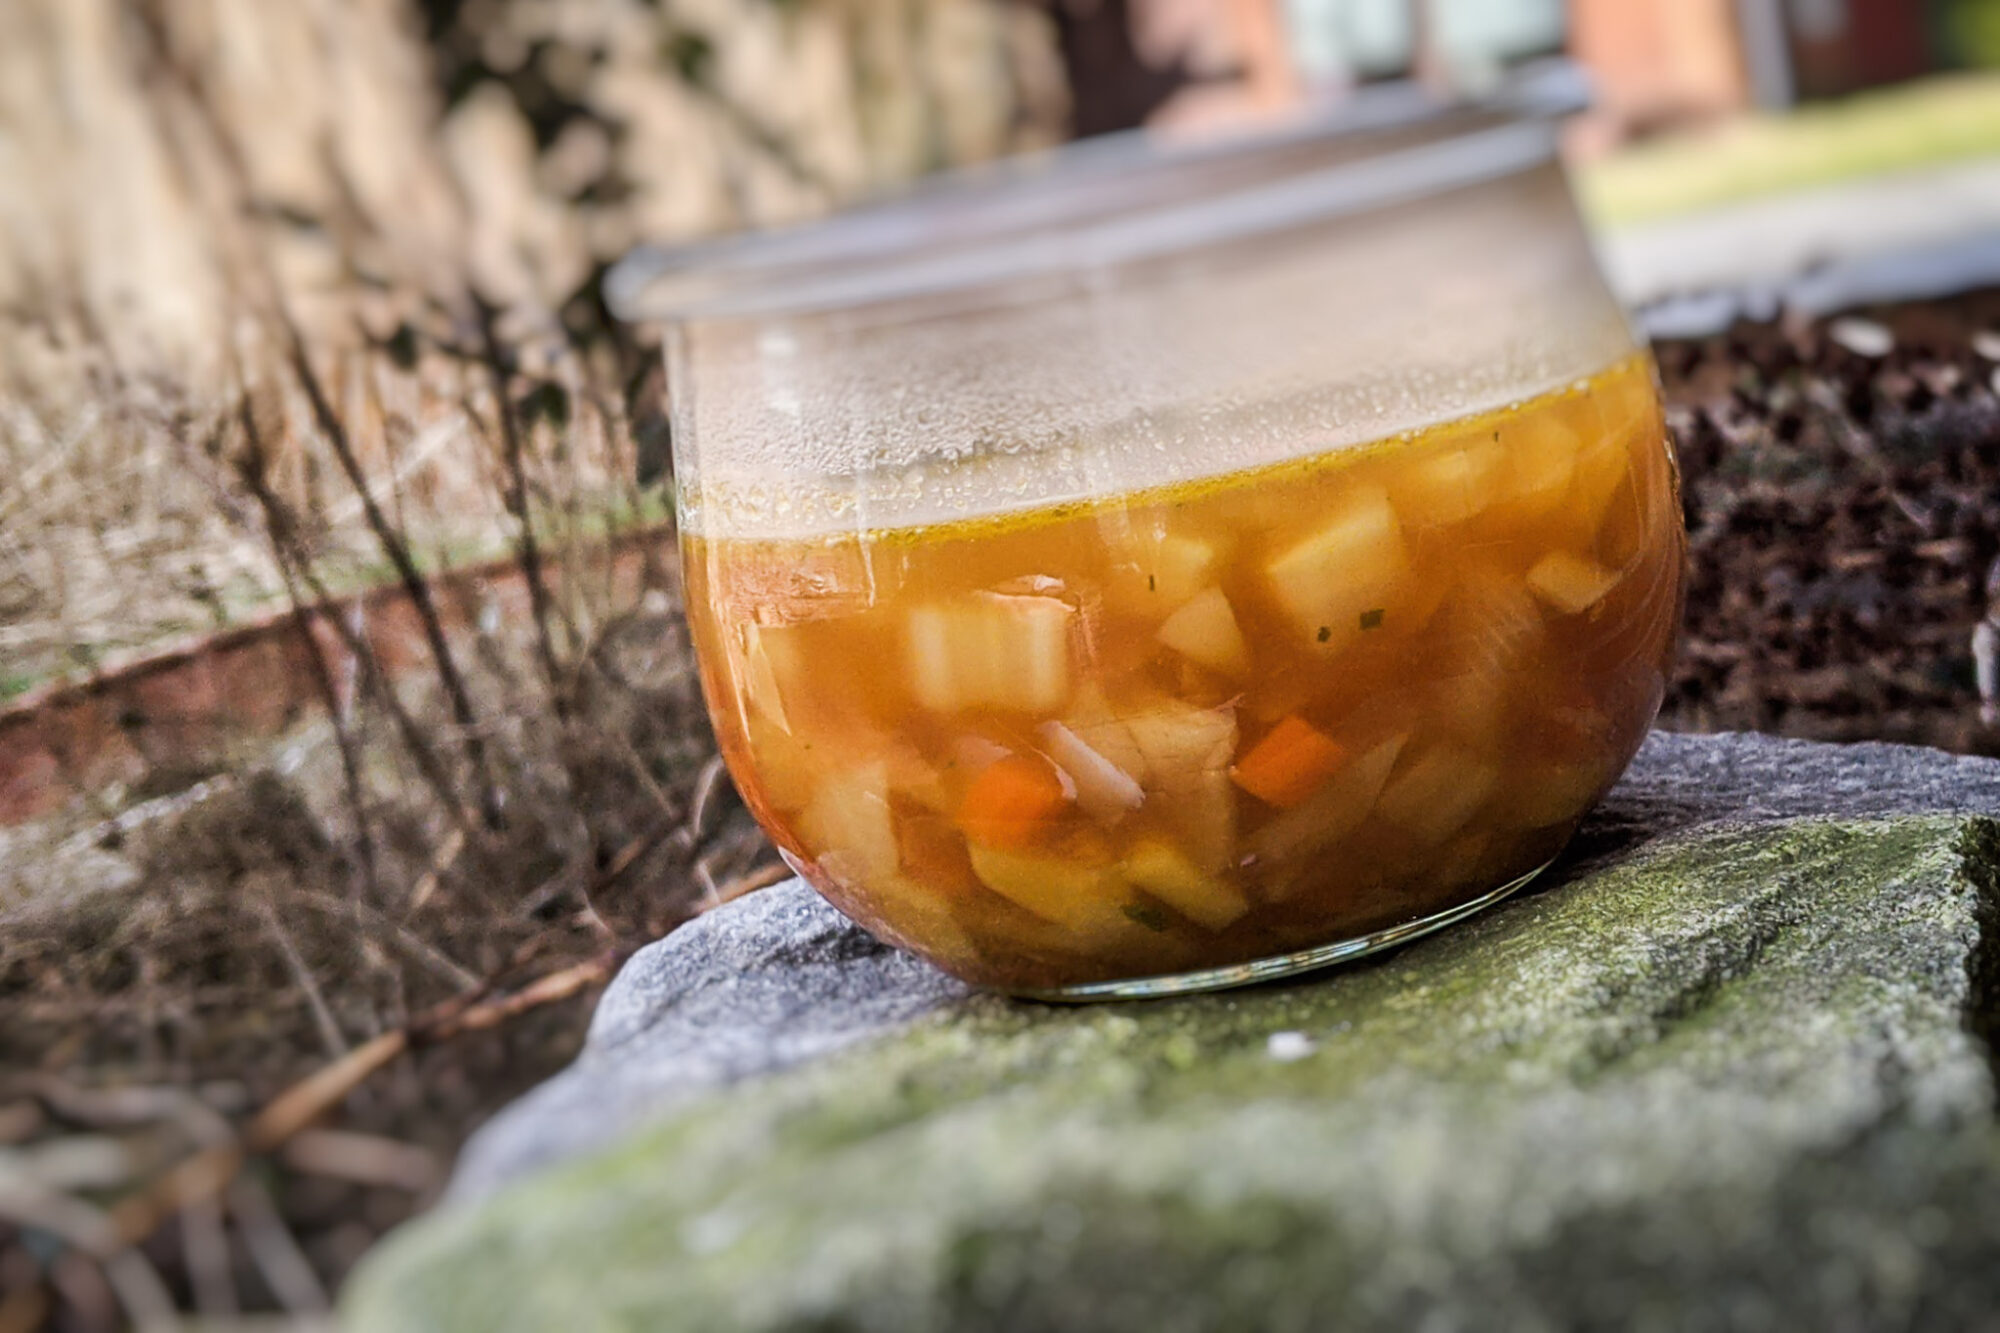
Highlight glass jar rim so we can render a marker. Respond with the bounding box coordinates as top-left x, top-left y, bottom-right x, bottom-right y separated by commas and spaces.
606, 60, 1588, 324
